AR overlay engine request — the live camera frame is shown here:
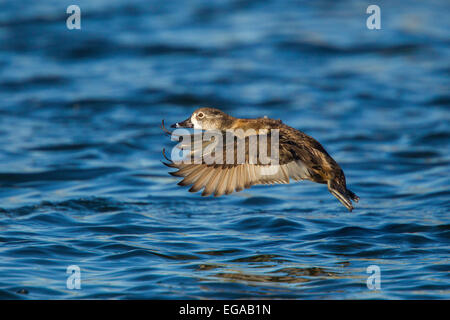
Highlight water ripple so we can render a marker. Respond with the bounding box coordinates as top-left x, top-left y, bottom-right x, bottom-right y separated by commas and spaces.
0, 0, 448, 299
